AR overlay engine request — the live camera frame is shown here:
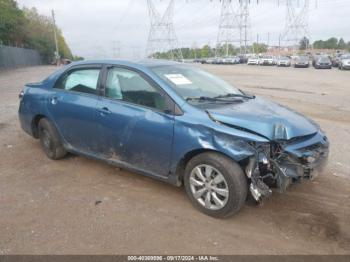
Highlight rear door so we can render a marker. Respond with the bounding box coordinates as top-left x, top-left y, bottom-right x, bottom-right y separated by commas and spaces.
95, 66, 176, 177
47, 65, 102, 153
